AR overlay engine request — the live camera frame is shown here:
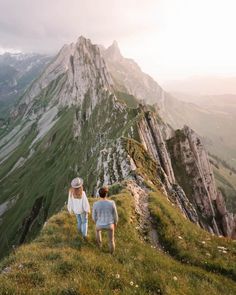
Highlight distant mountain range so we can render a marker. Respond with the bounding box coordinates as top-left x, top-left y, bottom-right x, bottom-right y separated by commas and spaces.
0, 52, 51, 120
